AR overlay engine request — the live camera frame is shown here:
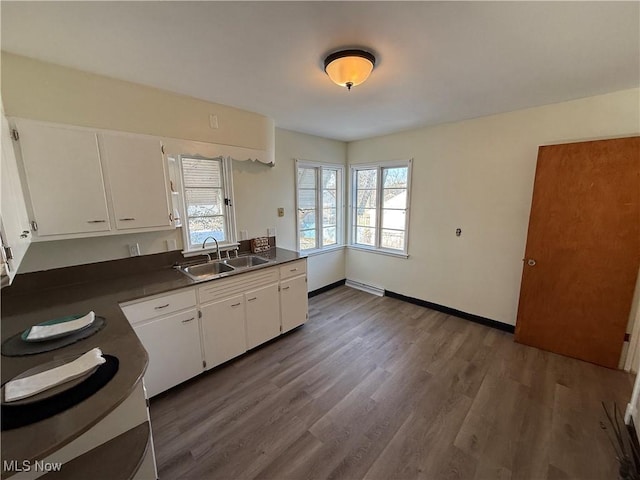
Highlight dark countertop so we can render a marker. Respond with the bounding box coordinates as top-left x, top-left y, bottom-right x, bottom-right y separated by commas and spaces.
1, 247, 304, 473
